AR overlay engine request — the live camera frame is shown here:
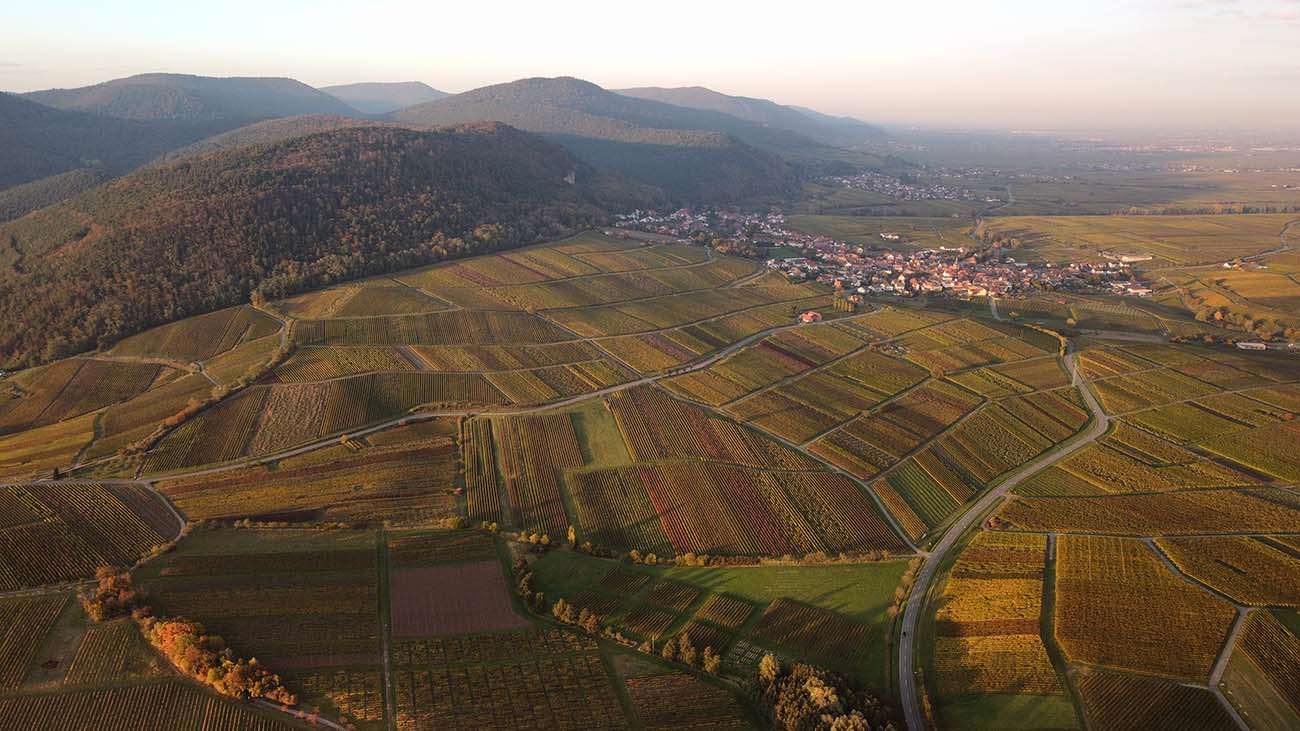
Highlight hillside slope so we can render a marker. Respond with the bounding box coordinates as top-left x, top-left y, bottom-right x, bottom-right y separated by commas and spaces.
24, 73, 359, 121
158, 115, 397, 161
390, 76, 802, 202
0, 124, 623, 368
321, 81, 447, 114
0, 92, 226, 189
616, 86, 885, 148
